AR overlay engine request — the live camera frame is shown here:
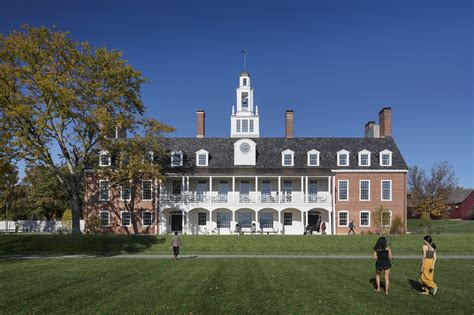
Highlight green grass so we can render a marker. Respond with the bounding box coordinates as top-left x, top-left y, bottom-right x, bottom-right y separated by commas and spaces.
0, 258, 472, 314
407, 219, 474, 234
1, 234, 474, 256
